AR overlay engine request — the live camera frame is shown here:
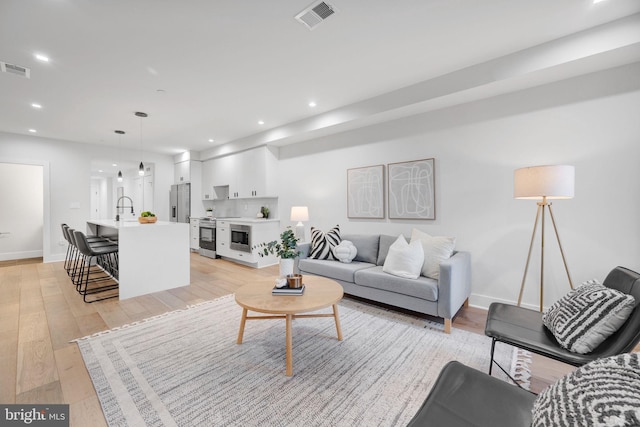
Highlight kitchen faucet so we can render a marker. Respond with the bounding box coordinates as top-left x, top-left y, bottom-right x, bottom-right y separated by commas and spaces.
115, 196, 135, 221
